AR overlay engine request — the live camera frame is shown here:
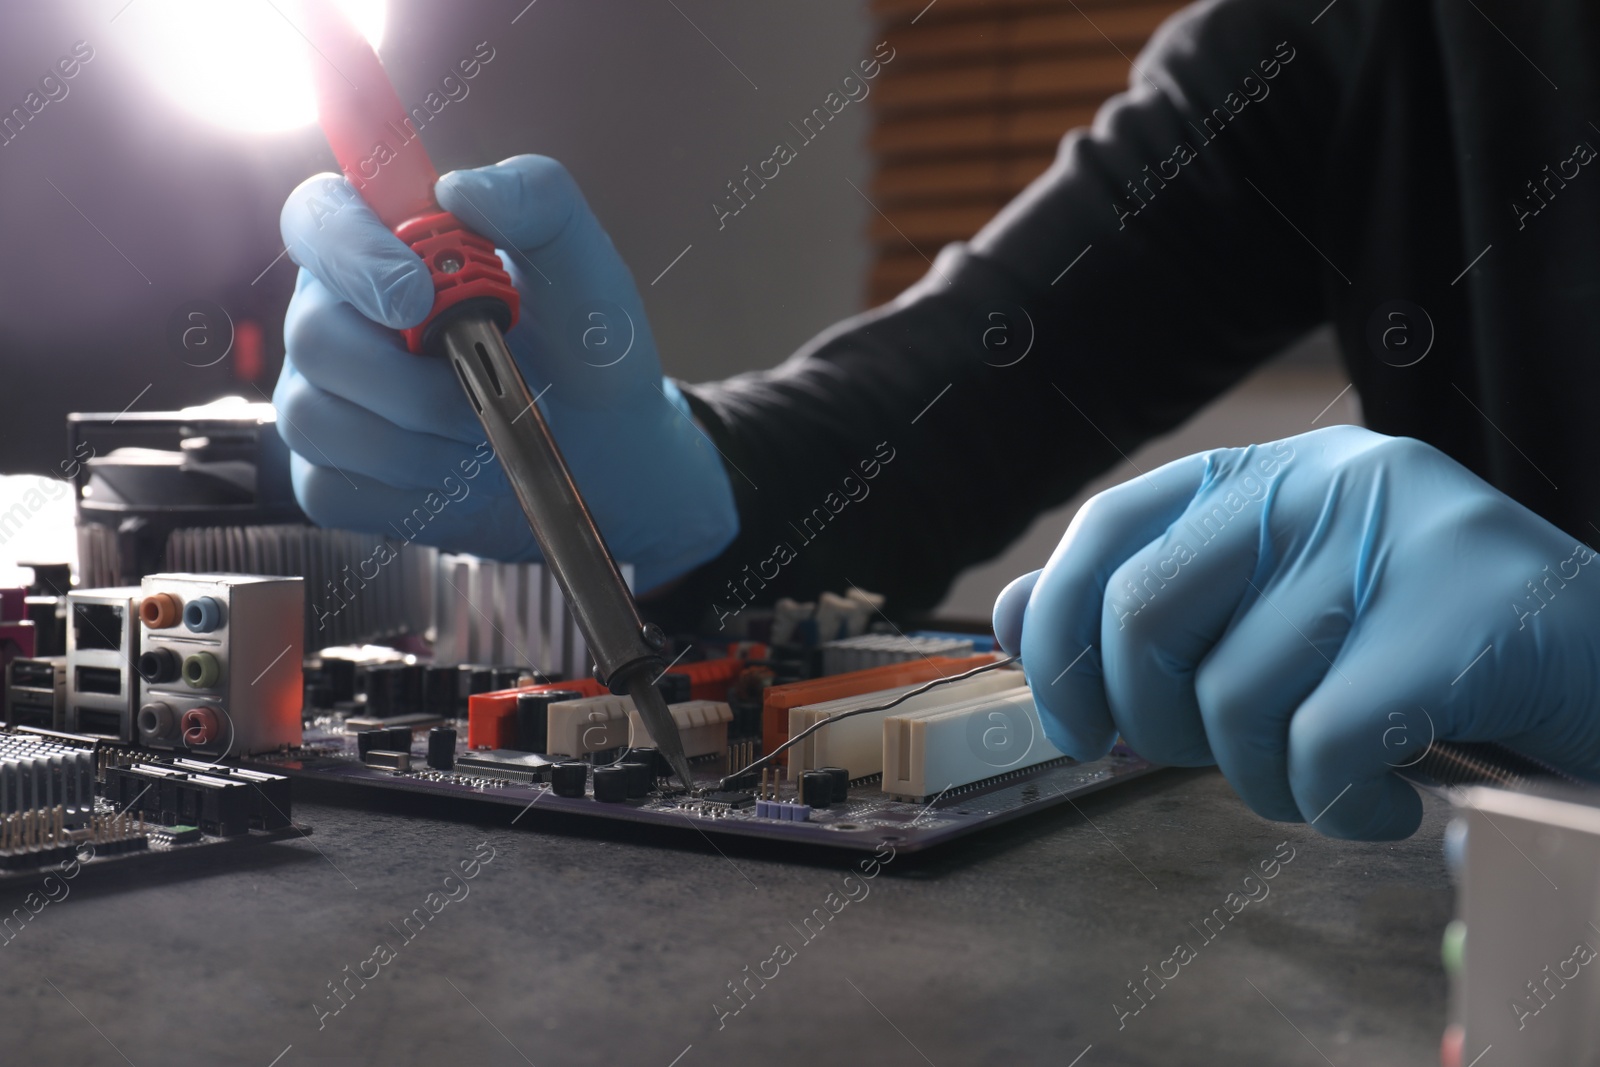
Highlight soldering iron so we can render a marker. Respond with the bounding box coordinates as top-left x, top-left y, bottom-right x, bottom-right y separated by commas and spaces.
301, 5, 698, 792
